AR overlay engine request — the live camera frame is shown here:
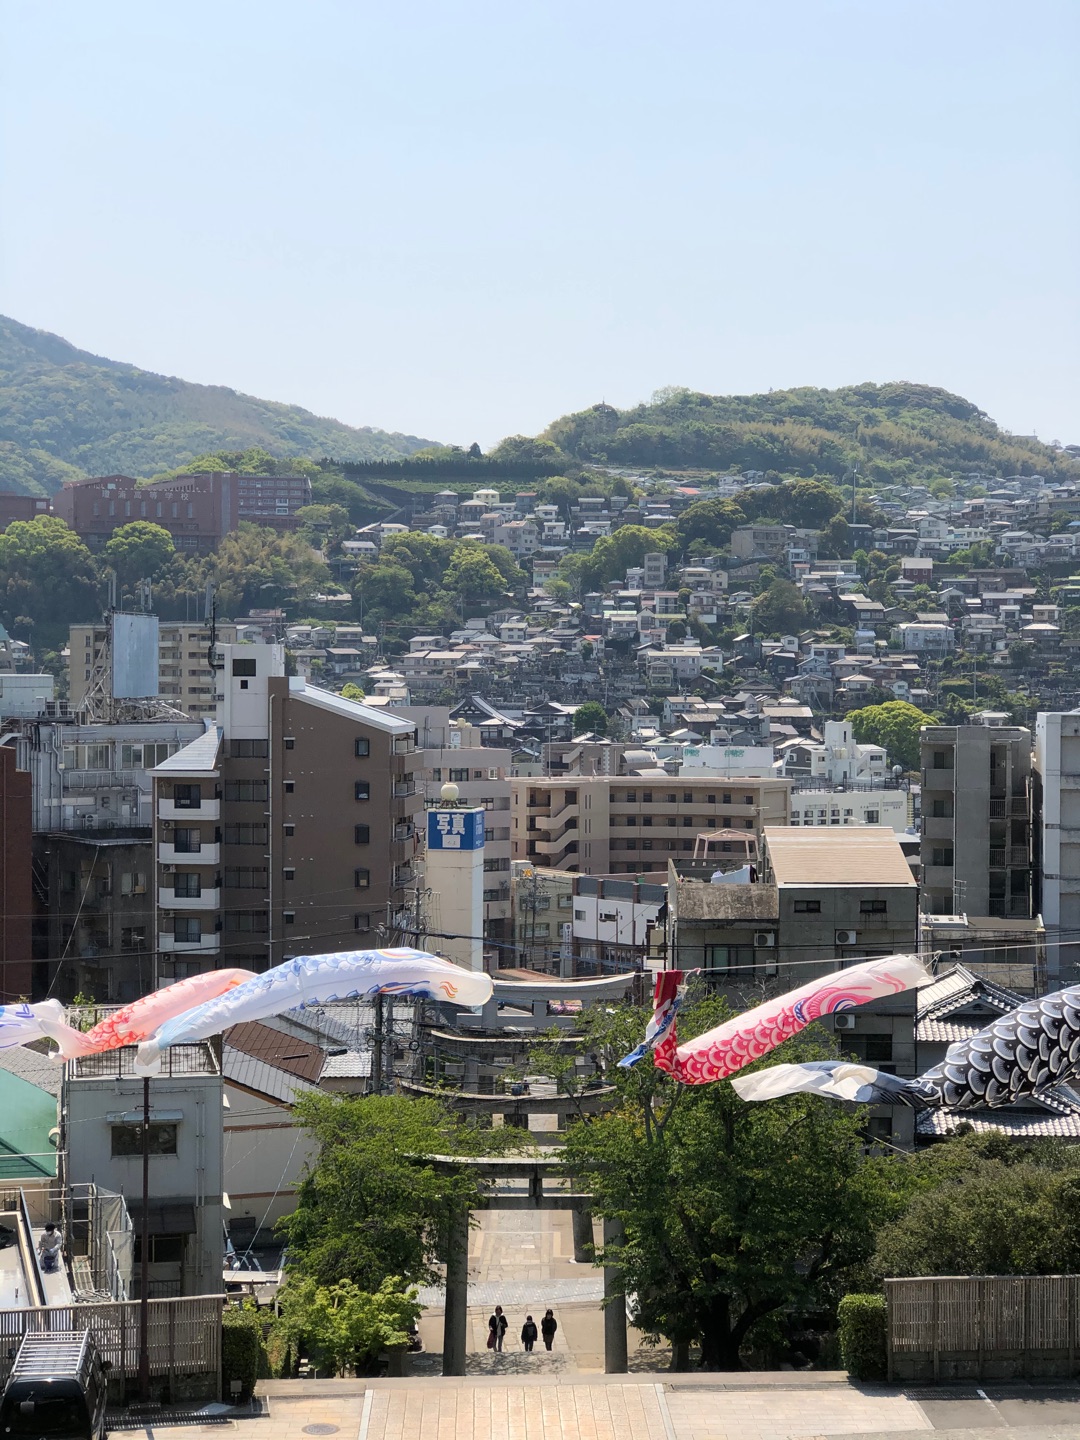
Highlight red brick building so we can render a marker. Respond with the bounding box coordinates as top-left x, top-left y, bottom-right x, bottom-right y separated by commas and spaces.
0, 493, 52, 532
53, 471, 312, 552
0, 745, 32, 1001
